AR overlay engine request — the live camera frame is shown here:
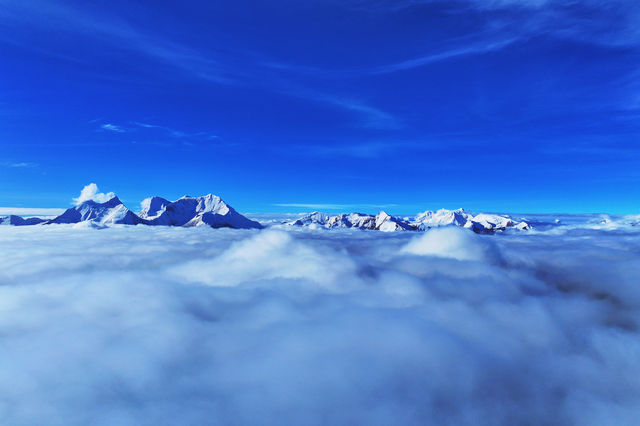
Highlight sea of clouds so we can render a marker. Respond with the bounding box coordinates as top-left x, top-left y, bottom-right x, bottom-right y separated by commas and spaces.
0, 224, 639, 425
